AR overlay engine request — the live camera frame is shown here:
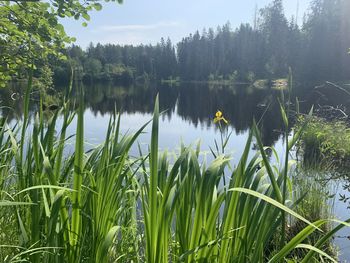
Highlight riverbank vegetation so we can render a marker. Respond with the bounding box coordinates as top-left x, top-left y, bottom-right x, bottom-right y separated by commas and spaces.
0, 75, 349, 262
297, 116, 350, 170
291, 170, 337, 258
